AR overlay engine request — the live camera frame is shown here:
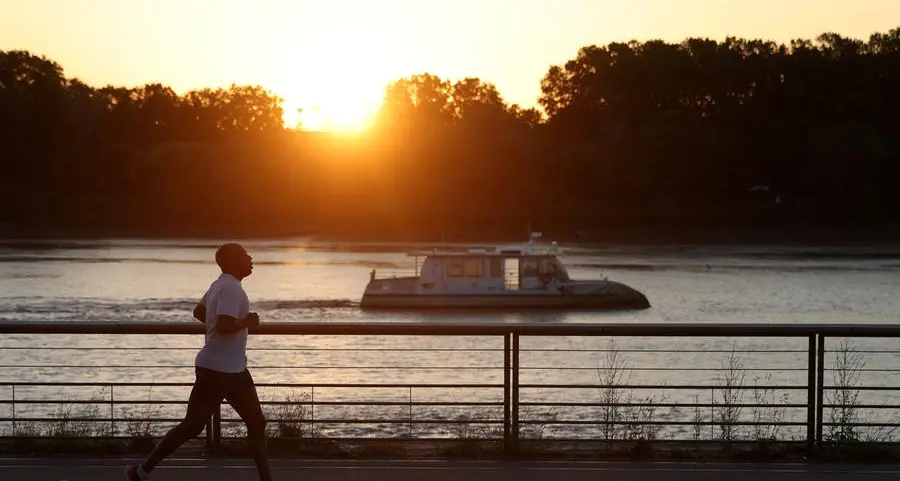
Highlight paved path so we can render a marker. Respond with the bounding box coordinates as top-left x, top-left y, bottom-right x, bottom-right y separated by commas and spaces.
1, 458, 899, 481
